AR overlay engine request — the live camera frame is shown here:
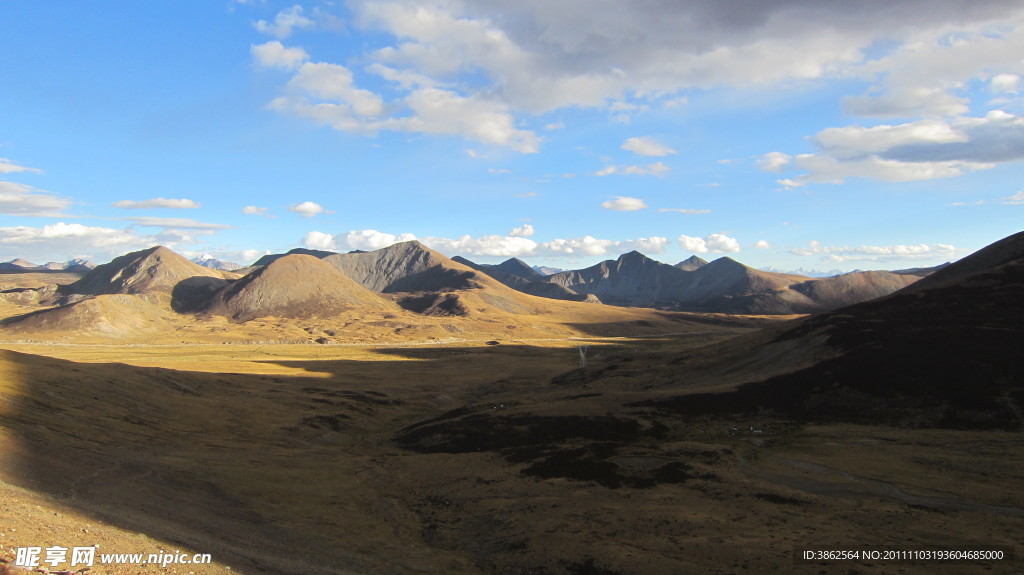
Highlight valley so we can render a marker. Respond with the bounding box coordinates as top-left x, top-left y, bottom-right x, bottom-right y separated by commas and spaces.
0, 233, 1021, 574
